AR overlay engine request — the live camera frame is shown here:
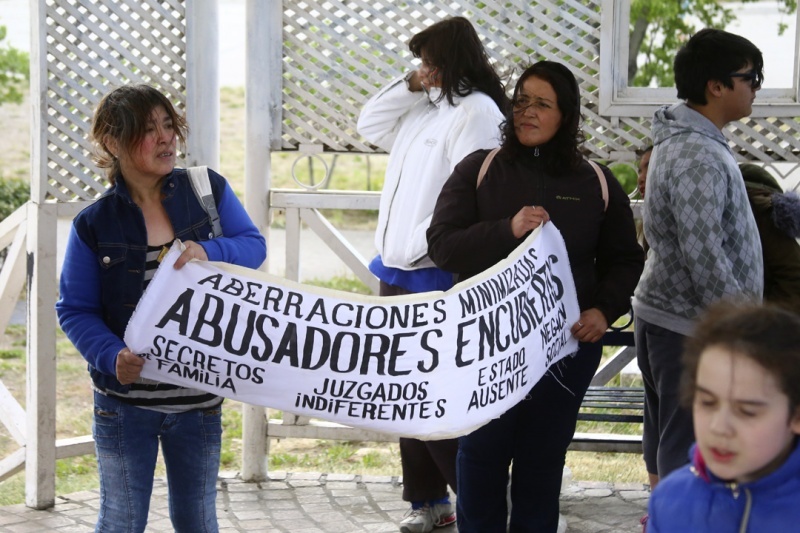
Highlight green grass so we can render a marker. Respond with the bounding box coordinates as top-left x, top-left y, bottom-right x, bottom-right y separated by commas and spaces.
221, 405, 243, 467
0, 348, 22, 360
268, 440, 399, 475
567, 451, 647, 484
306, 275, 372, 294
